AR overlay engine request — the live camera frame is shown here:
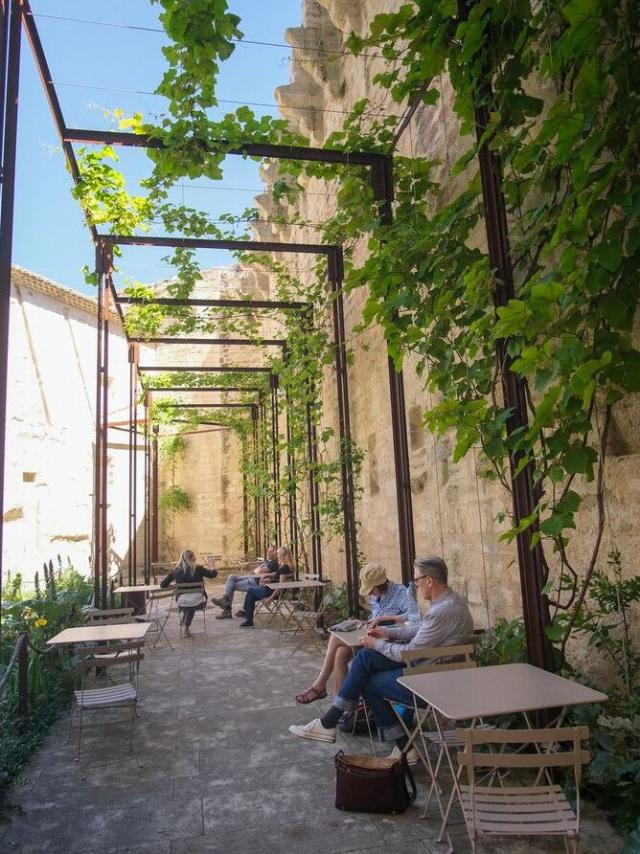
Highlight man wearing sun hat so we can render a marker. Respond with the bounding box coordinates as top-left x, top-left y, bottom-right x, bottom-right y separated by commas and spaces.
293, 563, 419, 706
